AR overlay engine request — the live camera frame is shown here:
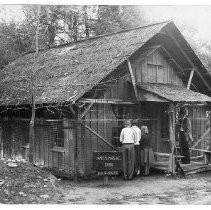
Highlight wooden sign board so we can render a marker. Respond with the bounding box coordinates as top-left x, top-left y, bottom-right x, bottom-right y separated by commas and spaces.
93, 151, 123, 175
